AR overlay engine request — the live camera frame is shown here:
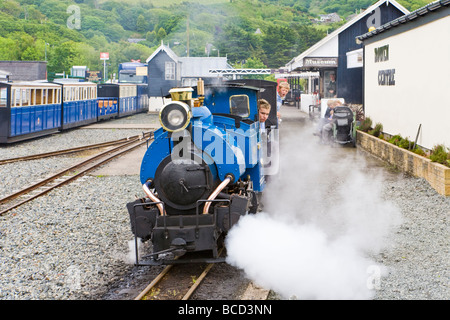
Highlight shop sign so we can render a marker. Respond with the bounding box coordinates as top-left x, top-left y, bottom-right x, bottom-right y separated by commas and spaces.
303, 57, 338, 67
86, 70, 102, 82
100, 52, 109, 60
378, 69, 395, 86
374, 45, 389, 62
375, 44, 395, 86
